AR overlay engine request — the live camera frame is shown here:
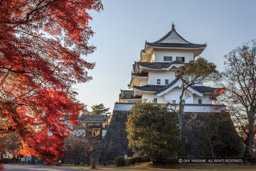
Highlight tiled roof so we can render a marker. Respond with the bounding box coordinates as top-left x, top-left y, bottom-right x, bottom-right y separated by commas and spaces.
79, 115, 106, 122
134, 78, 179, 93
121, 90, 133, 93
134, 85, 166, 92
134, 82, 219, 94
191, 86, 219, 93
138, 61, 184, 69
146, 42, 206, 48
132, 73, 148, 77
146, 25, 206, 48
157, 78, 179, 93
154, 24, 189, 44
